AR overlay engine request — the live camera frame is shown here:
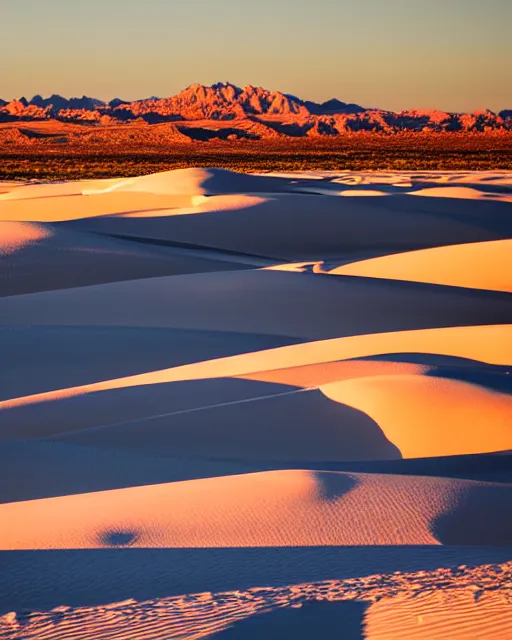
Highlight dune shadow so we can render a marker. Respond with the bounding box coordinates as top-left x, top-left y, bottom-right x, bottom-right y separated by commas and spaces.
4, 266, 510, 344
0, 438, 263, 504
362, 353, 511, 368
100, 530, 139, 547
314, 470, 358, 502
1, 325, 300, 401
306, 451, 512, 483
0, 228, 268, 297
180, 127, 259, 141
210, 600, 368, 639
433, 483, 512, 545
426, 366, 512, 395
4, 442, 511, 506
381, 193, 512, 237
183, 167, 296, 195
358, 353, 512, 395
56, 386, 401, 463
3, 546, 511, 615
65, 190, 512, 263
